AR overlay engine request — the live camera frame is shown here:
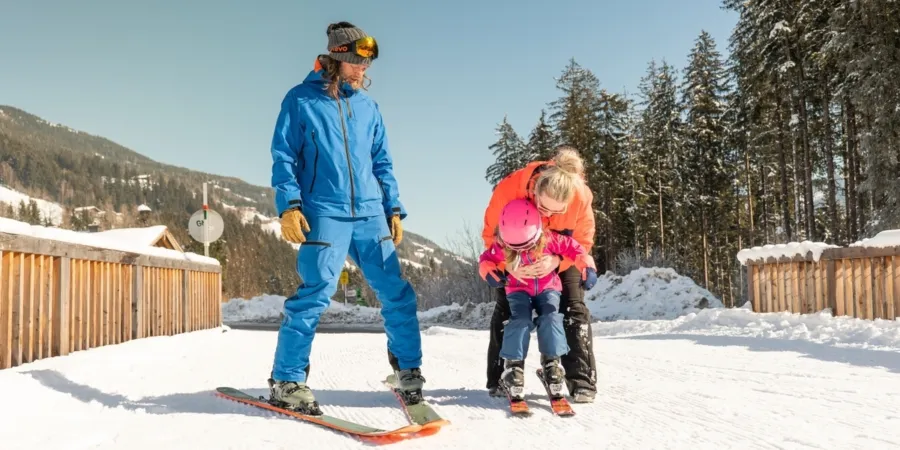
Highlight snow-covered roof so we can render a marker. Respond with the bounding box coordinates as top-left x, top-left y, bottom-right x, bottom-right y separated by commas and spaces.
92, 225, 177, 249
73, 205, 103, 213
137, 204, 152, 212
0, 218, 215, 265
